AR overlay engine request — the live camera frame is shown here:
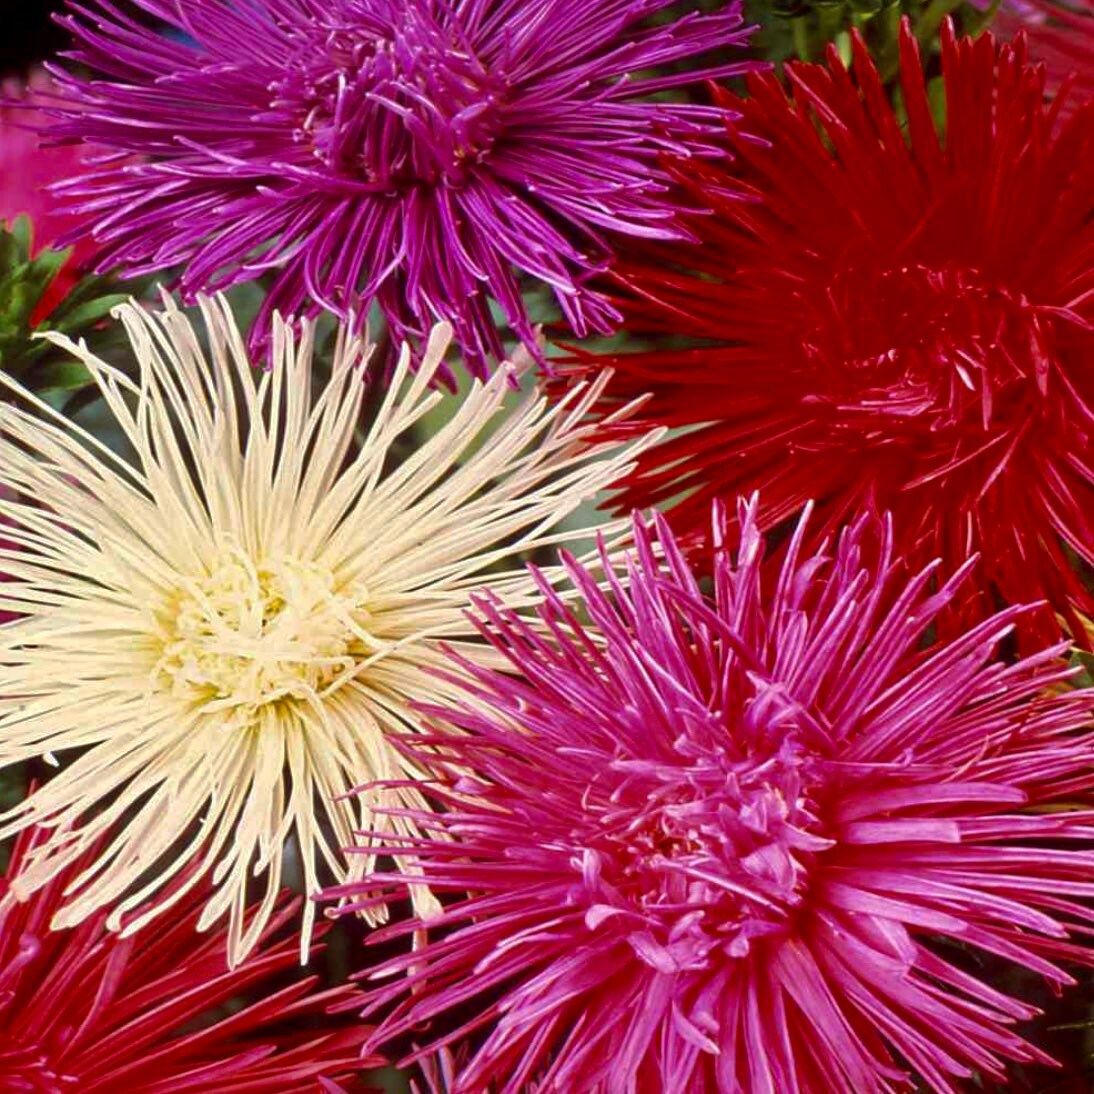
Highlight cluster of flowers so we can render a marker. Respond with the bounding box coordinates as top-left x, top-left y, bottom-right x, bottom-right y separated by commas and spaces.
0, 2, 1091, 1091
